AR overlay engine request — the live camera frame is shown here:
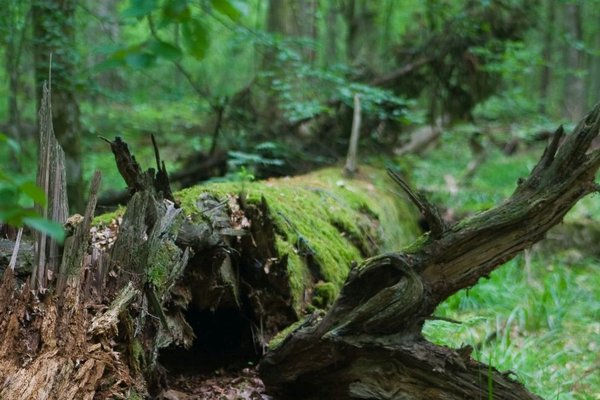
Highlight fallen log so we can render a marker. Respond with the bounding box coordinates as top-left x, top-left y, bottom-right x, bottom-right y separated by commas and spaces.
258, 106, 600, 399
0, 132, 419, 399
